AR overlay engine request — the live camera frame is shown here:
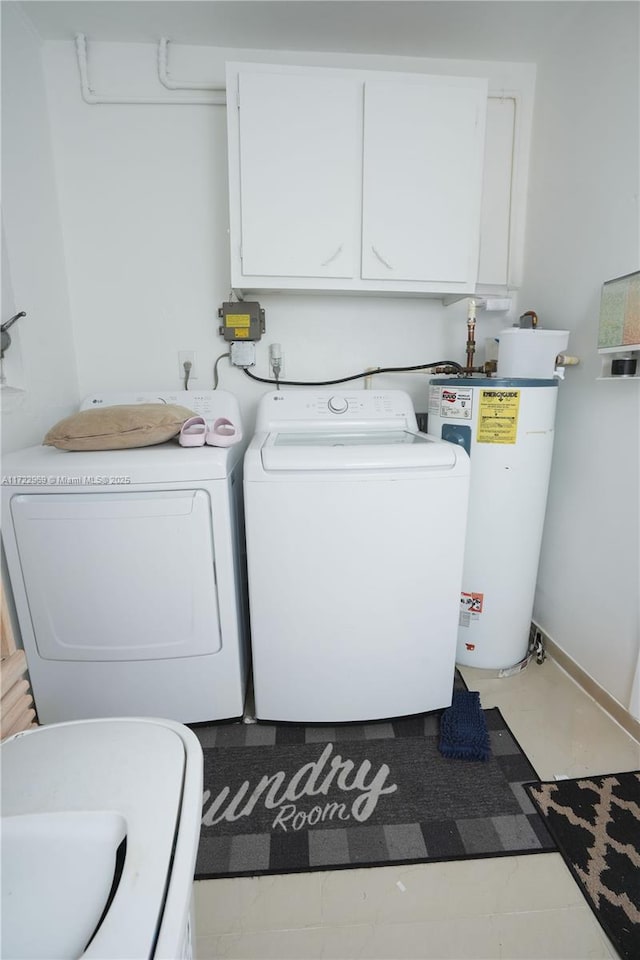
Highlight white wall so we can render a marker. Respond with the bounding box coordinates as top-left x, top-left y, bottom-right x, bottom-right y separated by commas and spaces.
41, 40, 534, 435
1, 3, 79, 453
4, 3, 638, 716
521, 2, 640, 710
6, 7, 638, 715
